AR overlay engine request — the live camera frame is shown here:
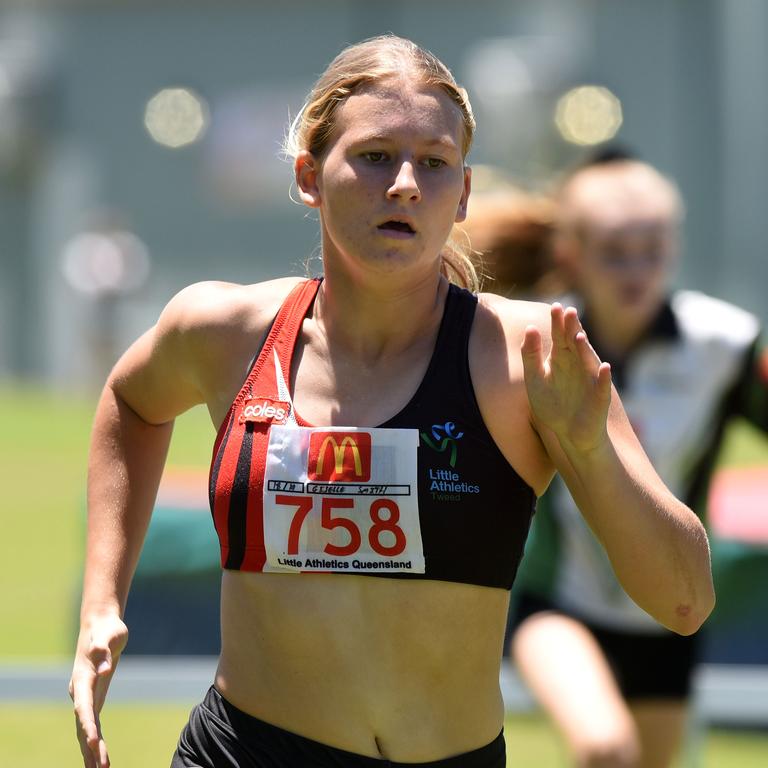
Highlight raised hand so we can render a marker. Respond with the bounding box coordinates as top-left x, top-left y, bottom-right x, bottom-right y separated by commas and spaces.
521, 303, 613, 453
70, 613, 129, 768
